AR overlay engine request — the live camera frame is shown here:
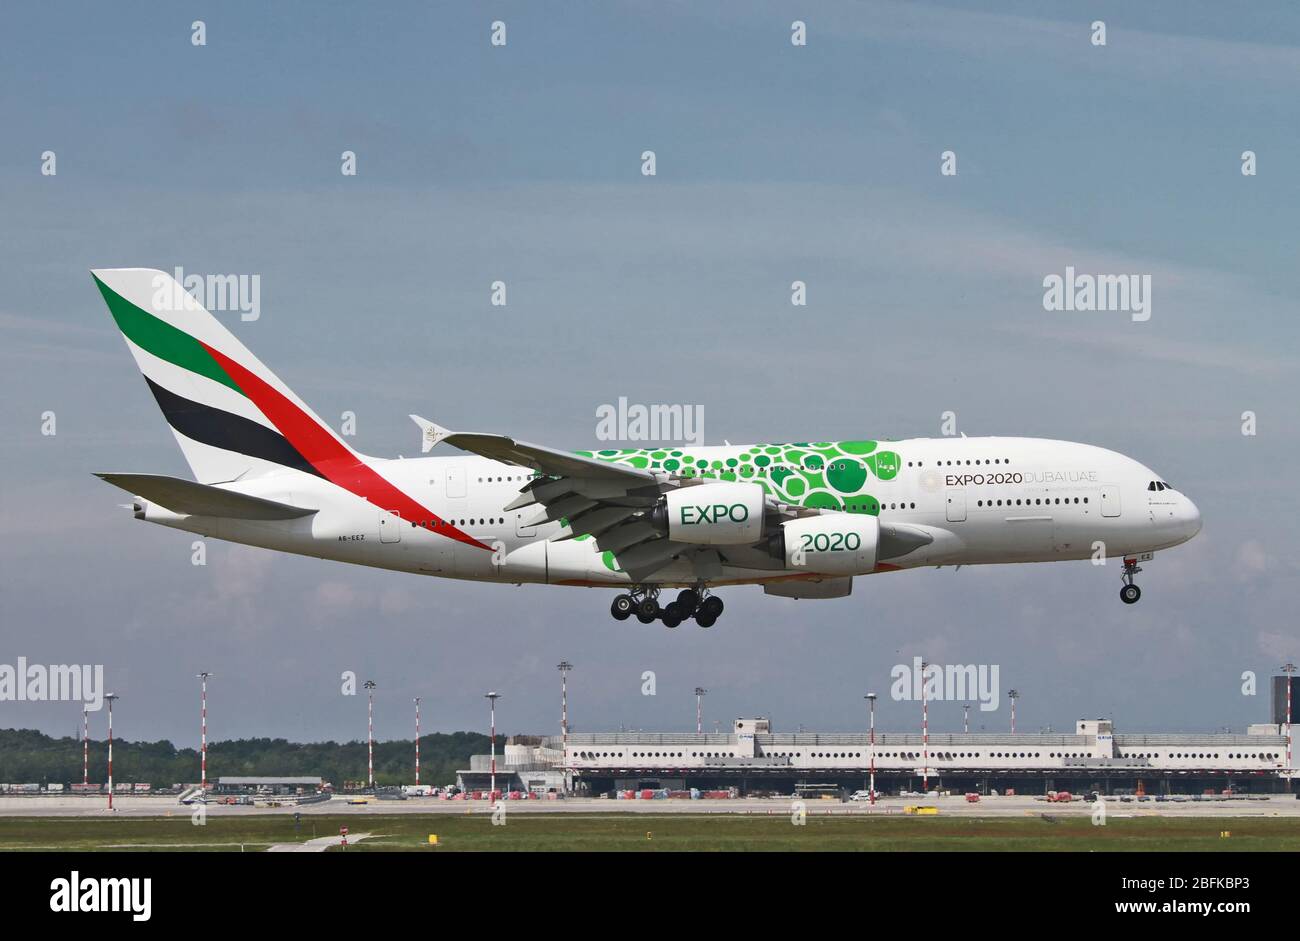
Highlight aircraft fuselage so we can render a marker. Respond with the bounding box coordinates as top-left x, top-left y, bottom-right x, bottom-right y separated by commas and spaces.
136, 435, 1201, 590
